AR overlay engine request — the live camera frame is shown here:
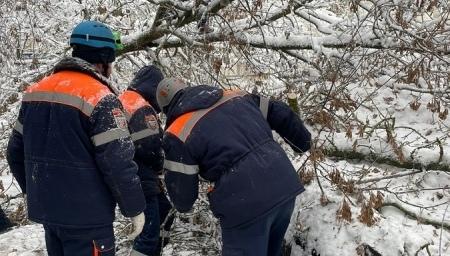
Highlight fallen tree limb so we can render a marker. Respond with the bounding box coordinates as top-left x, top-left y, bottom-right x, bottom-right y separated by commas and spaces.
381, 202, 450, 231
324, 148, 450, 173
356, 170, 423, 184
